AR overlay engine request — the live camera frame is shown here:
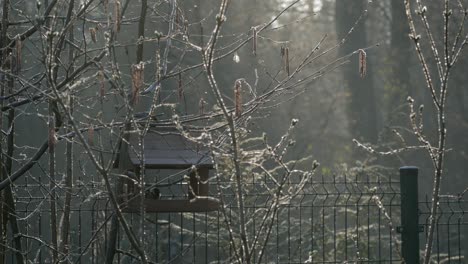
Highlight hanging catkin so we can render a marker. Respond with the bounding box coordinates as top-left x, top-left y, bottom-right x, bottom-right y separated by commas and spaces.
104, 0, 109, 12
131, 63, 144, 105
155, 45, 161, 83
88, 126, 94, 146
114, 0, 121, 33
178, 72, 183, 102
358, 49, 367, 78
15, 35, 22, 73
98, 70, 105, 98
199, 98, 206, 115
176, 7, 181, 26
48, 124, 56, 148
281, 46, 290, 76
252, 27, 257, 55
234, 80, 242, 118
89, 27, 97, 43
